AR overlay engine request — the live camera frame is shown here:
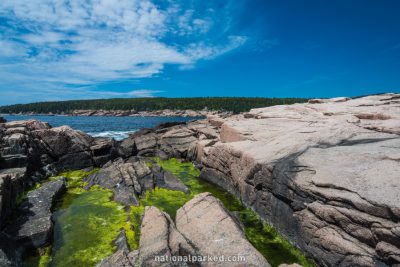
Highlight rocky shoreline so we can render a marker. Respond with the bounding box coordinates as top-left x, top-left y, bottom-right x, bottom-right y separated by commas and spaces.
1, 93, 400, 266
3, 109, 232, 118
